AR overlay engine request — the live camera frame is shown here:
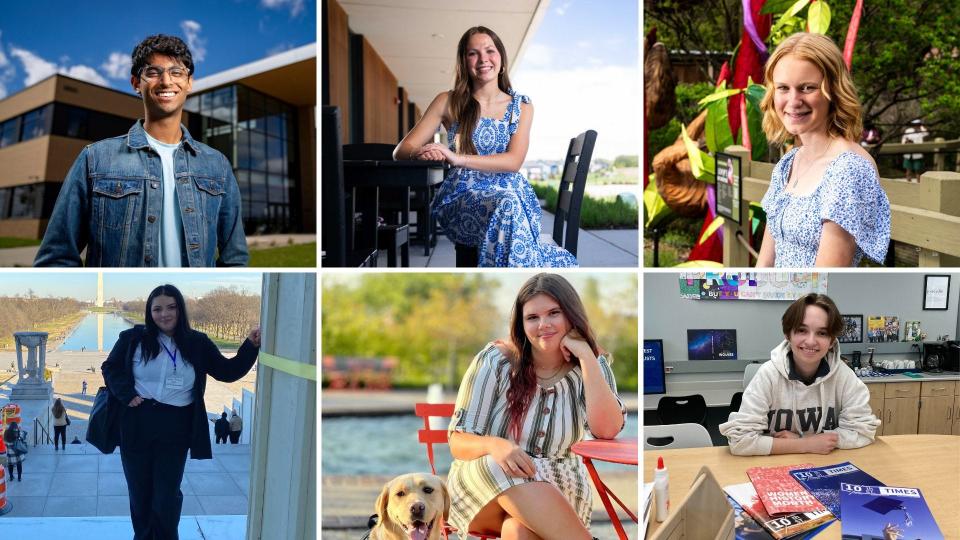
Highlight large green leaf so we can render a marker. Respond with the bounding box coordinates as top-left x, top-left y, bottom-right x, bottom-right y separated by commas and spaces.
680, 124, 716, 183
807, 1, 831, 34
705, 98, 734, 154
743, 83, 769, 160
761, 0, 801, 15
644, 175, 674, 229
698, 87, 742, 107
784, 0, 812, 18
